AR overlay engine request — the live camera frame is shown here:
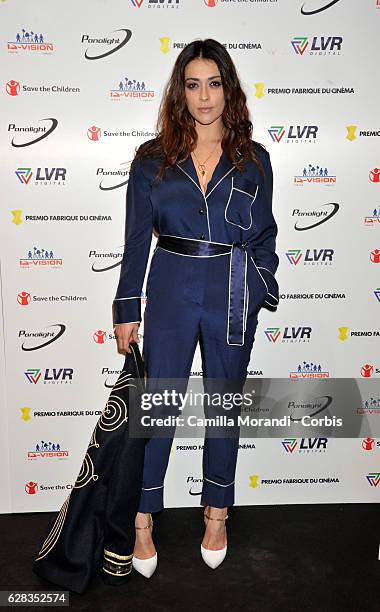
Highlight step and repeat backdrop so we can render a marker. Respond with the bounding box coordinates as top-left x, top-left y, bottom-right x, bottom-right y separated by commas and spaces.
1, 0, 379, 513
